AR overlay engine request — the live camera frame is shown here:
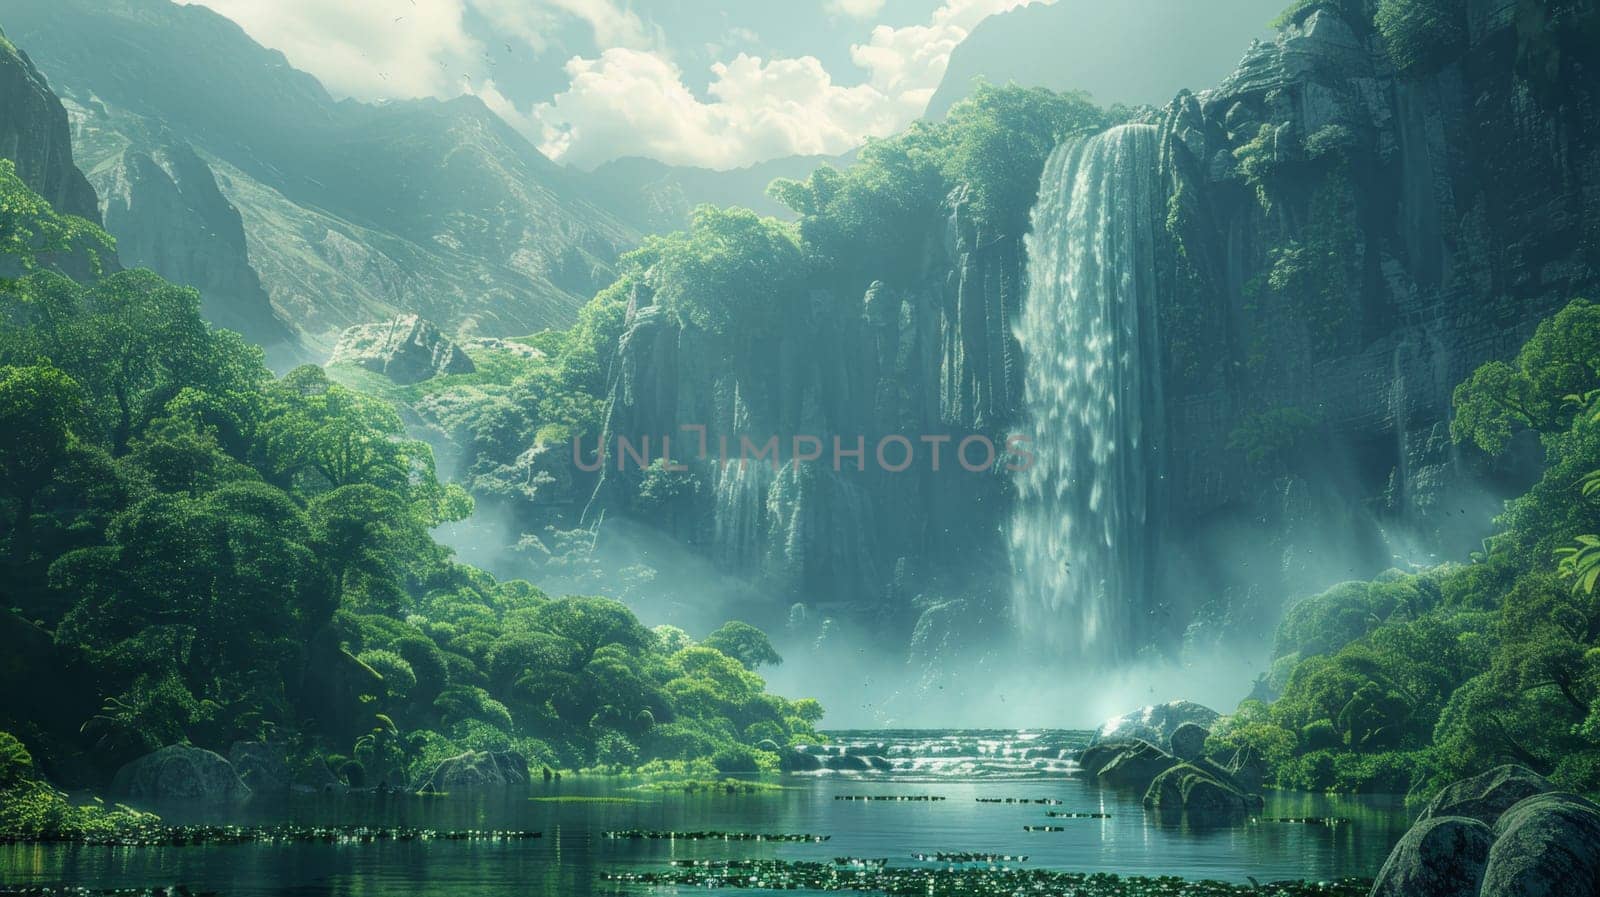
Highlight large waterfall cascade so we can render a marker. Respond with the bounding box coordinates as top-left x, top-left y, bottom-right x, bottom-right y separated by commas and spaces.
1011, 123, 1165, 659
